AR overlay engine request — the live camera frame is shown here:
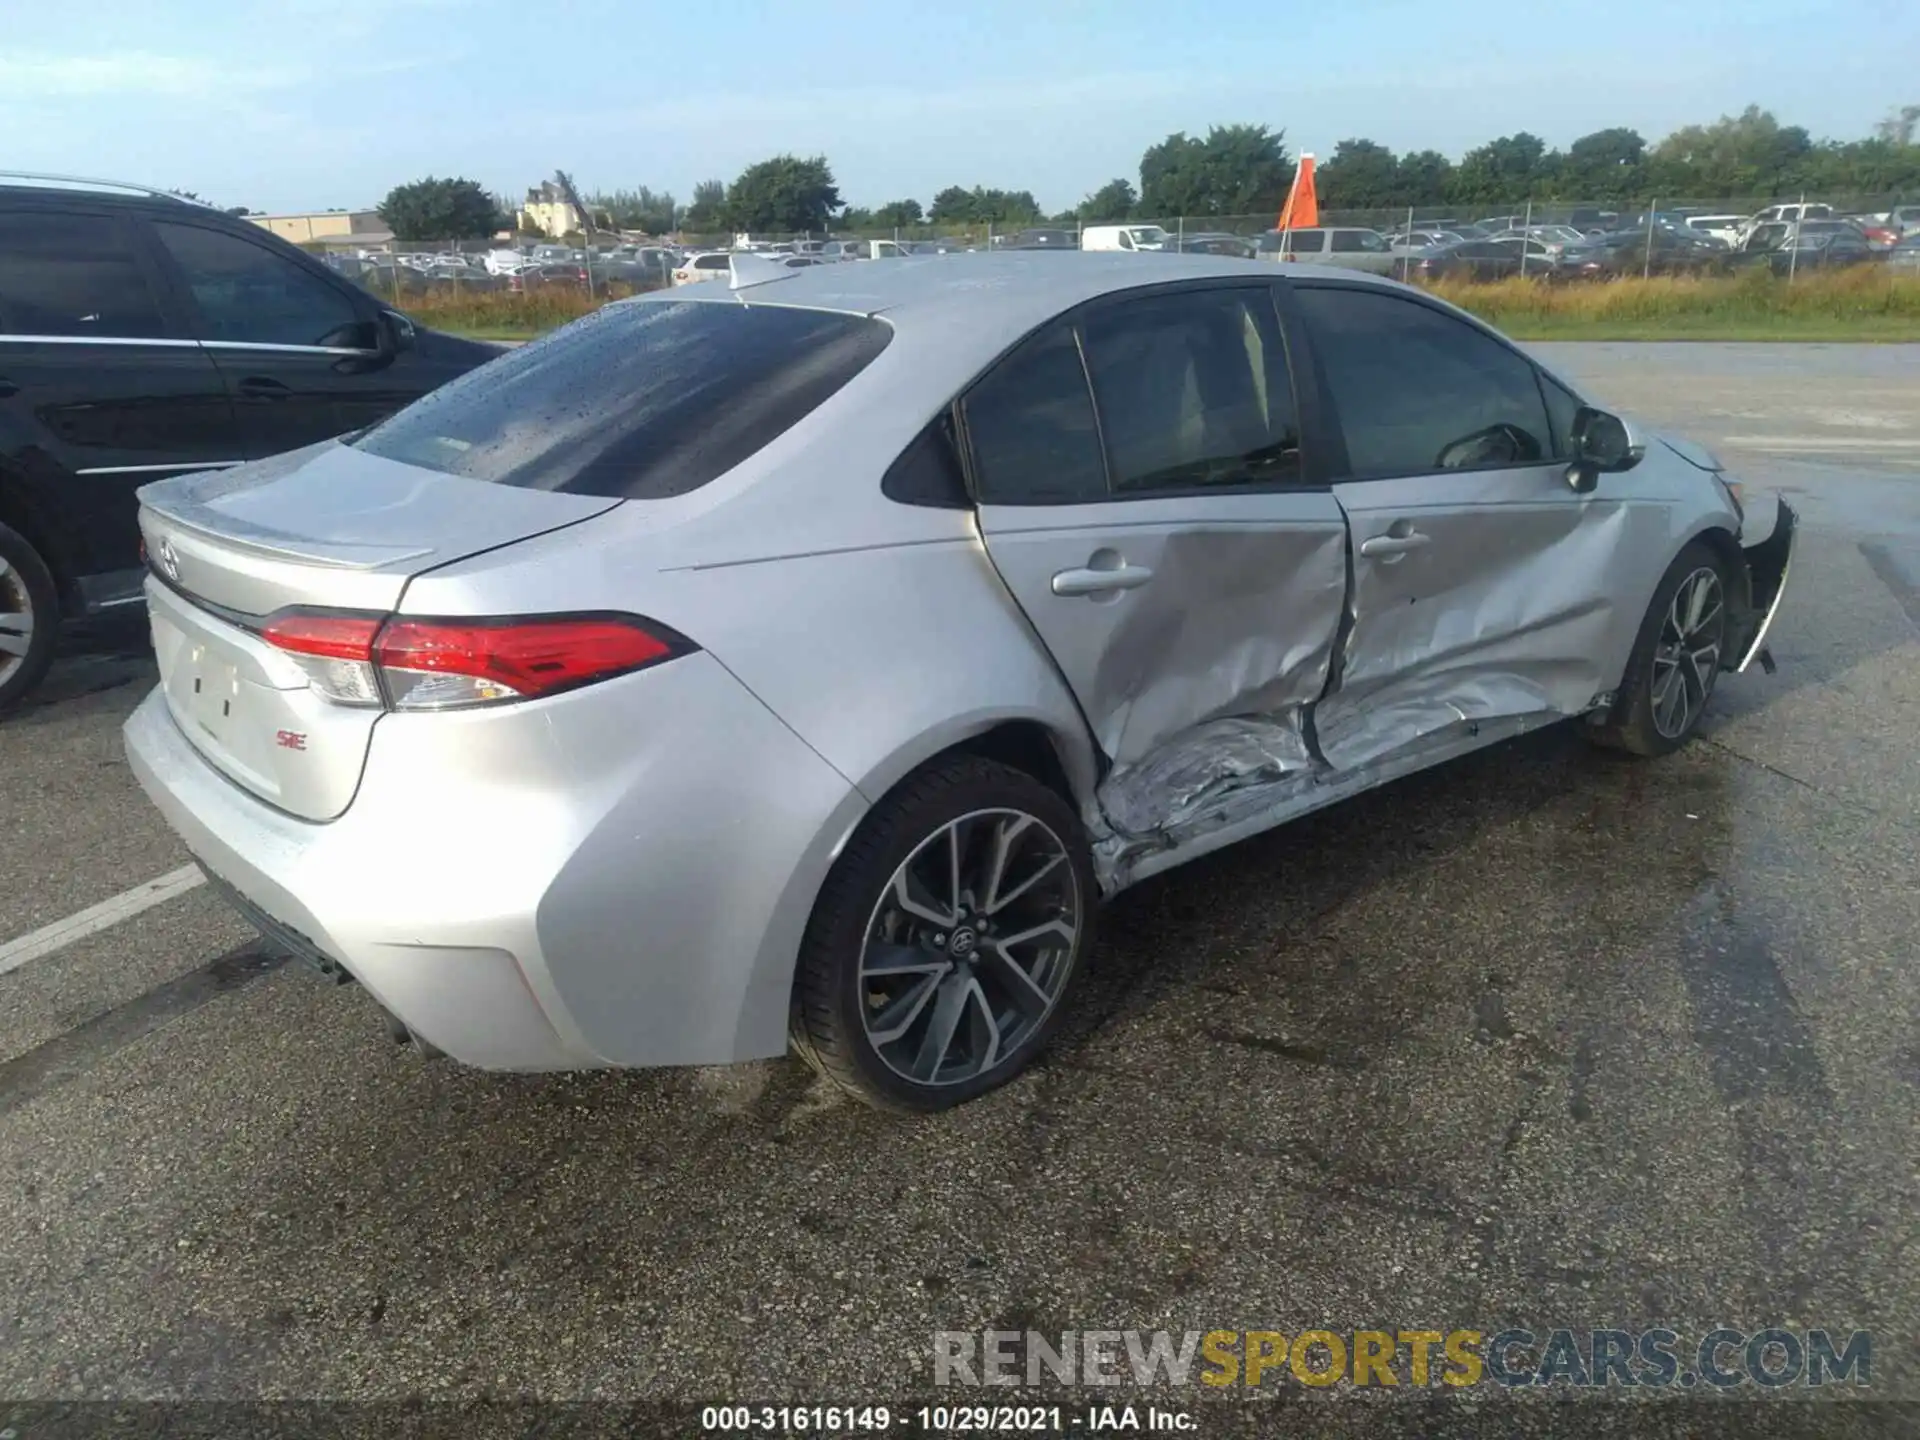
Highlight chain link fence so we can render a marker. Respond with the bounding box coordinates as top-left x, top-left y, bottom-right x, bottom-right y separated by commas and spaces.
304, 192, 1916, 333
